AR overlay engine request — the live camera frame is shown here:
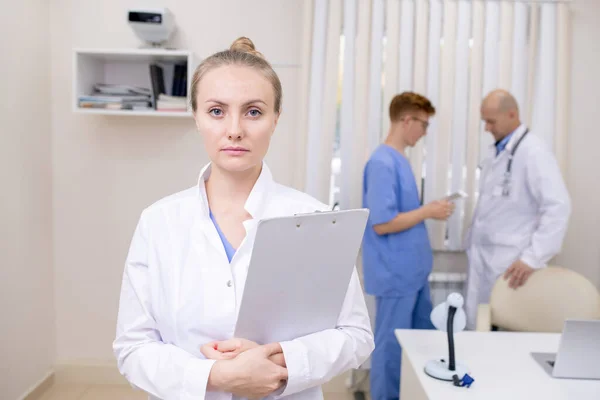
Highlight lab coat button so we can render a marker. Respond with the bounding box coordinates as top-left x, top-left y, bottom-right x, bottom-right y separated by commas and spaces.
227, 280, 232, 288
